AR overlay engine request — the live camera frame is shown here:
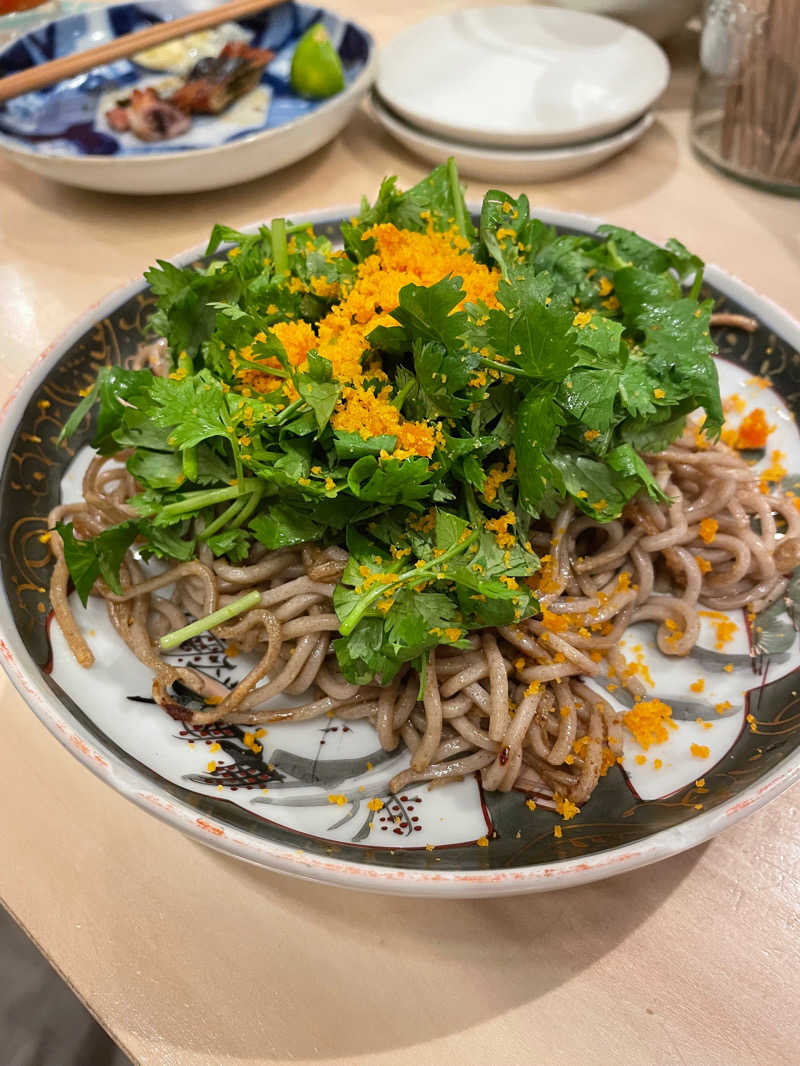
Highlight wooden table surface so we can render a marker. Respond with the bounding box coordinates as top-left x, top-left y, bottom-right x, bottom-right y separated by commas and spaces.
1, 4, 799, 1064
